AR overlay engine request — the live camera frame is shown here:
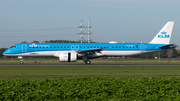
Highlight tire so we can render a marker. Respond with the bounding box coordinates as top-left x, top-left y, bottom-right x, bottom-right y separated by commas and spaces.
20, 61, 24, 65
85, 60, 91, 65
